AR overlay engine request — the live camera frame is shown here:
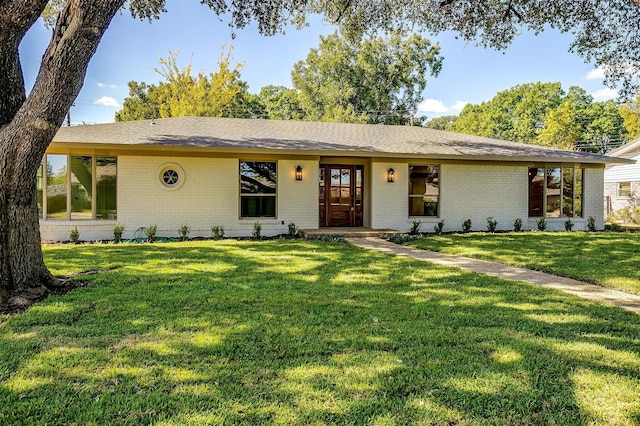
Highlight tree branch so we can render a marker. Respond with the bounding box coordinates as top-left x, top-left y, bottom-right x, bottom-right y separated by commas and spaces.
0, 0, 50, 126
331, 0, 352, 23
